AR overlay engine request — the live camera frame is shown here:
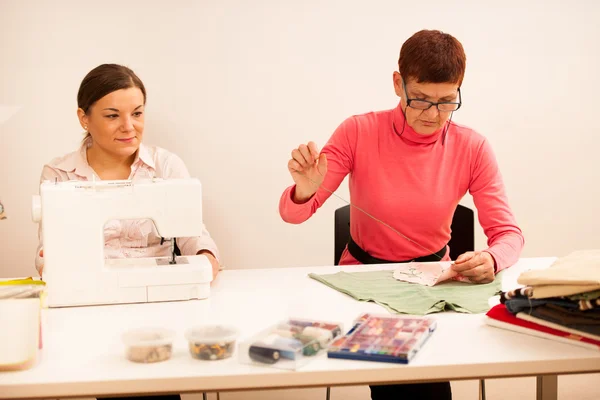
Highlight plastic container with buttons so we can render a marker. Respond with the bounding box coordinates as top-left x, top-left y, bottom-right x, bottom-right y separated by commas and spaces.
185, 325, 239, 361
122, 328, 175, 363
